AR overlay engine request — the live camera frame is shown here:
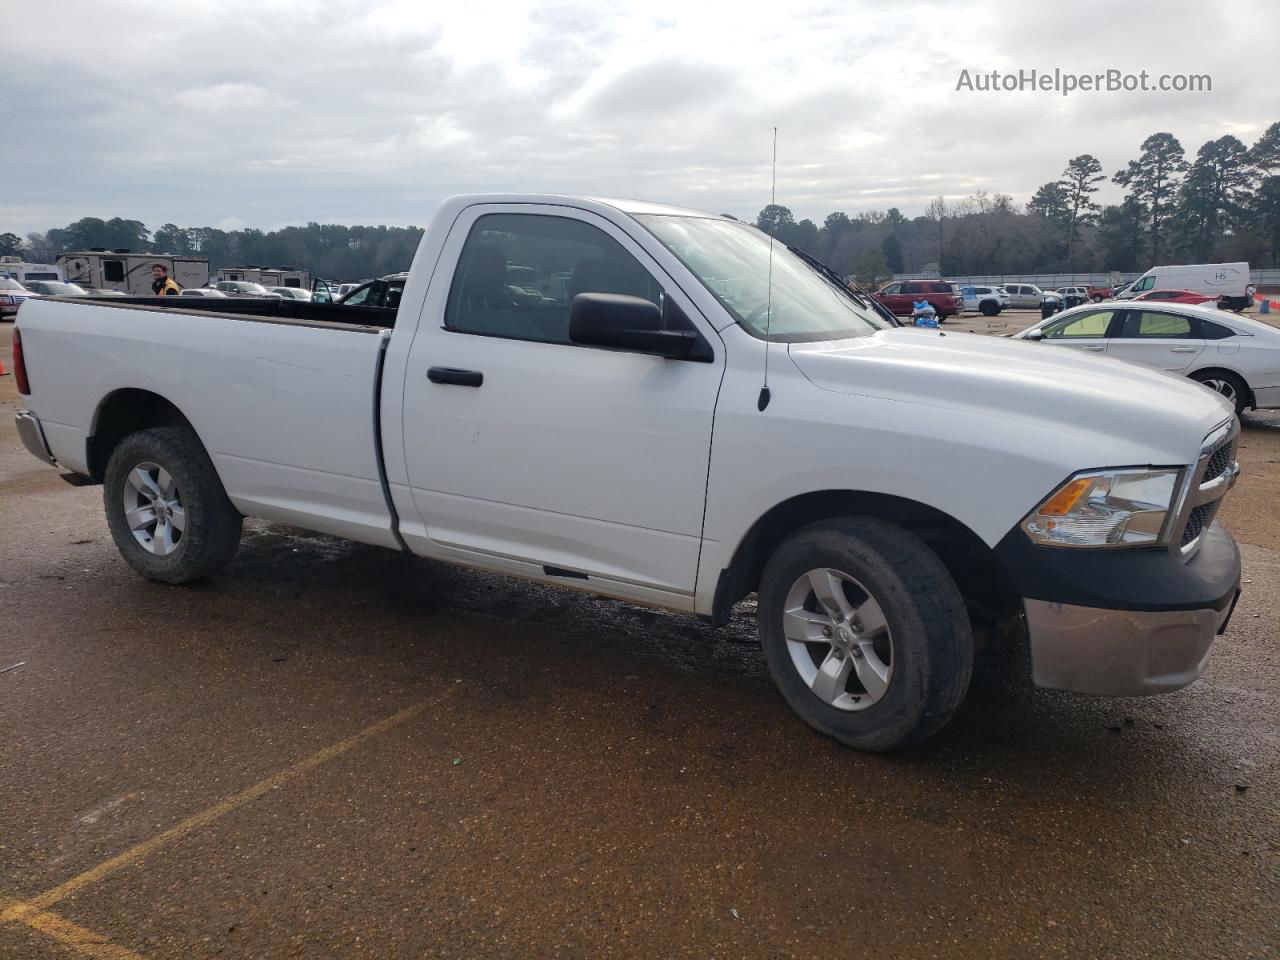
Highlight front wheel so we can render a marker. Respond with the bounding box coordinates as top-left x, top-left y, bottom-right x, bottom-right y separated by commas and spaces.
758, 518, 973, 751
104, 426, 243, 584
1091, 295, 1104, 303
979, 300, 999, 317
